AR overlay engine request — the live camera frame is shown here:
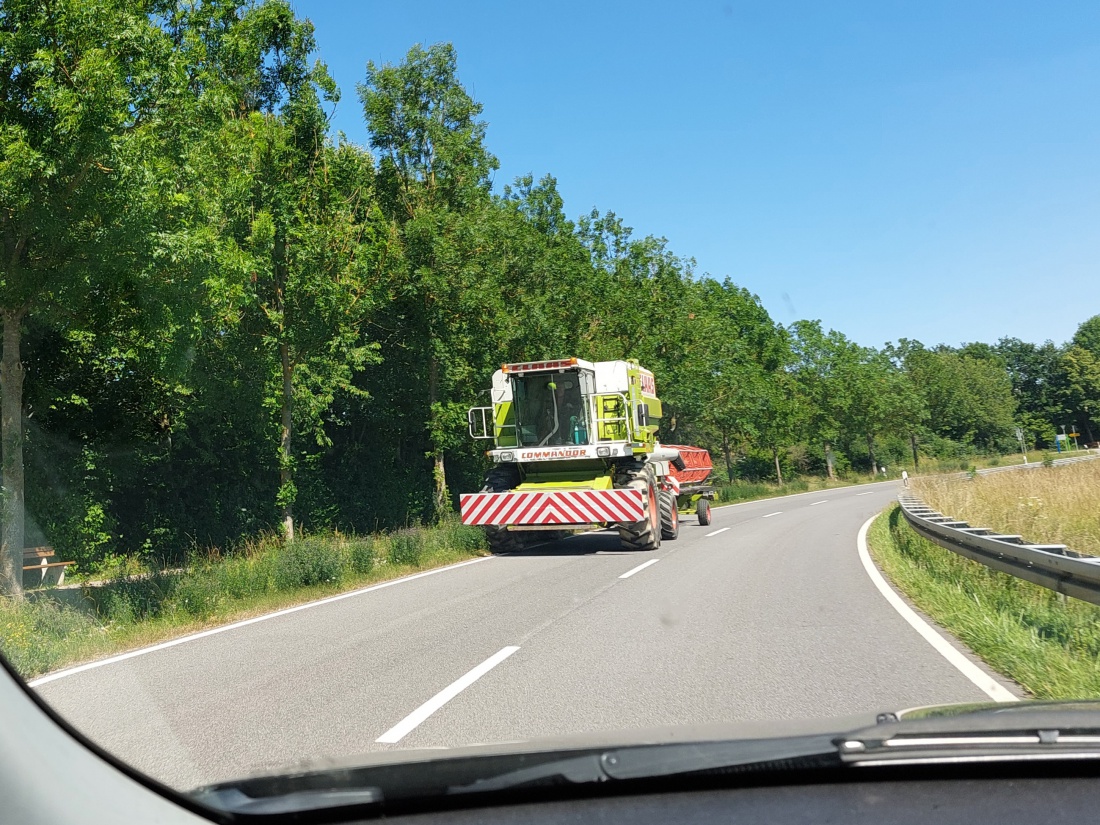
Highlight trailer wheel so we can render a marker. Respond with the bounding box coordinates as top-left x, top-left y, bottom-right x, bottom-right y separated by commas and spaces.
616, 464, 661, 552
659, 490, 679, 540
697, 497, 712, 526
